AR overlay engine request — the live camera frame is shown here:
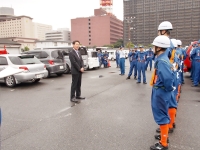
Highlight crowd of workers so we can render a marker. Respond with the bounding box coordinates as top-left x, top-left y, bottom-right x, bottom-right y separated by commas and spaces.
96, 20, 199, 150
95, 19, 200, 149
